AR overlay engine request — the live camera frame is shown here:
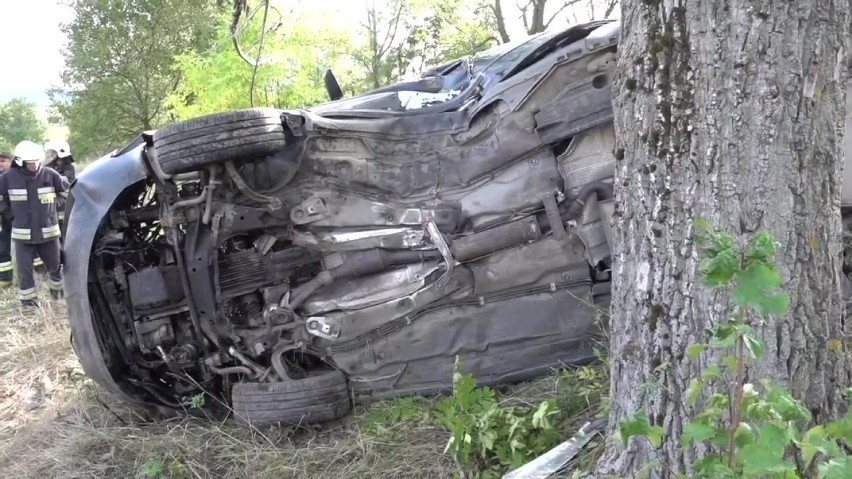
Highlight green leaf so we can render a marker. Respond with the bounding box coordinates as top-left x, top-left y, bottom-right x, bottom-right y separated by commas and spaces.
700, 246, 740, 286
724, 355, 740, 371
801, 425, 840, 466
694, 456, 737, 478
686, 378, 703, 407
646, 425, 664, 448
687, 343, 708, 359
143, 460, 164, 479
734, 263, 790, 316
819, 457, 852, 479
702, 365, 723, 382
766, 387, 812, 422
618, 411, 664, 448
743, 334, 767, 359
682, 419, 716, 445
825, 411, 852, 440
532, 401, 556, 429
739, 423, 795, 475
745, 232, 777, 263
710, 322, 742, 349
733, 422, 757, 447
